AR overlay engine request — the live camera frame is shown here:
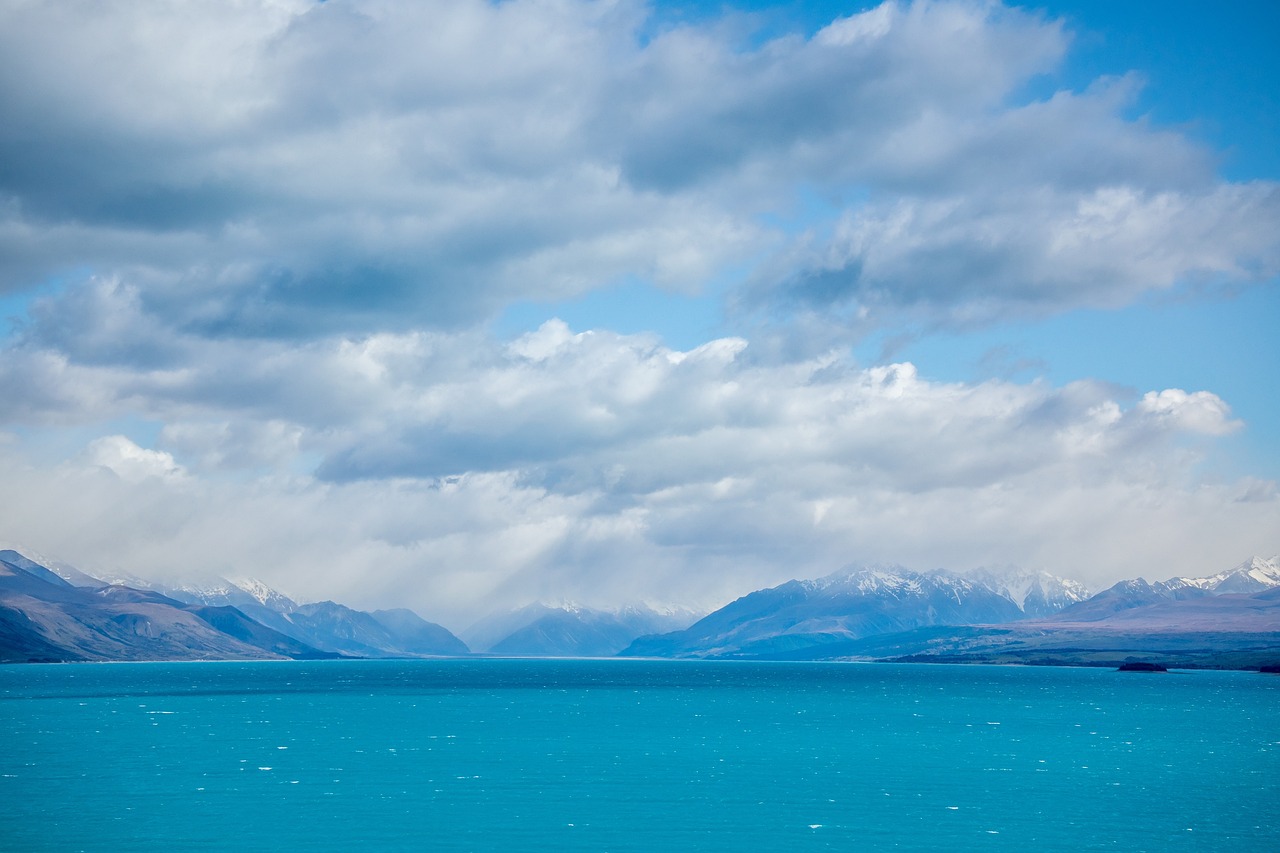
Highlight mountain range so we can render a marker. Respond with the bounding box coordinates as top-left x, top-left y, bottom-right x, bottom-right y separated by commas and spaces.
621, 565, 1088, 658
156, 578, 469, 658
0, 549, 464, 662
626, 556, 1280, 668
2, 546, 1277, 667
0, 551, 334, 662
